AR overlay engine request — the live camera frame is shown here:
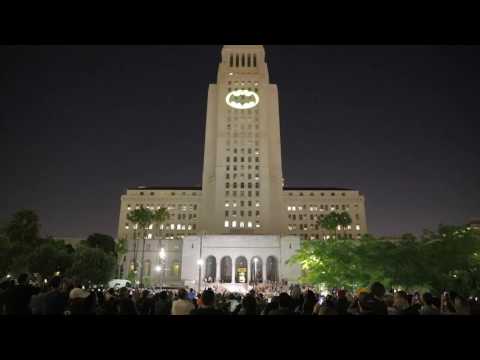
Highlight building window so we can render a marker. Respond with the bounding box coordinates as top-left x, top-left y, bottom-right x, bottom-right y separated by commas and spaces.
225, 221, 230, 228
